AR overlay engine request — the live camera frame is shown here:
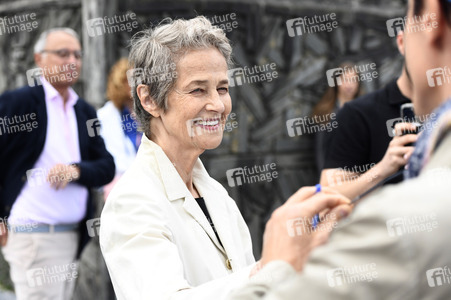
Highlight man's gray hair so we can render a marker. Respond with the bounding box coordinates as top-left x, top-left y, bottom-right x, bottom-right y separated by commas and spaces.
128, 16, 233, 138
34, 28, 80, 54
